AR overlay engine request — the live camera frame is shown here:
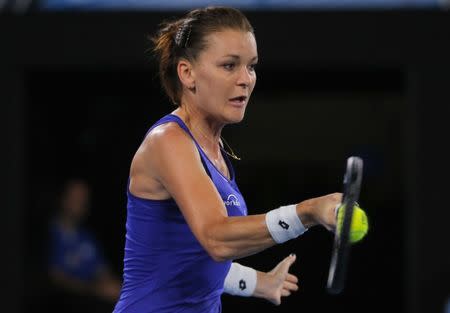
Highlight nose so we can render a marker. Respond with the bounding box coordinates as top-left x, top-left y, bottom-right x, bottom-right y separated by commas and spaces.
236, 65, 253, 88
